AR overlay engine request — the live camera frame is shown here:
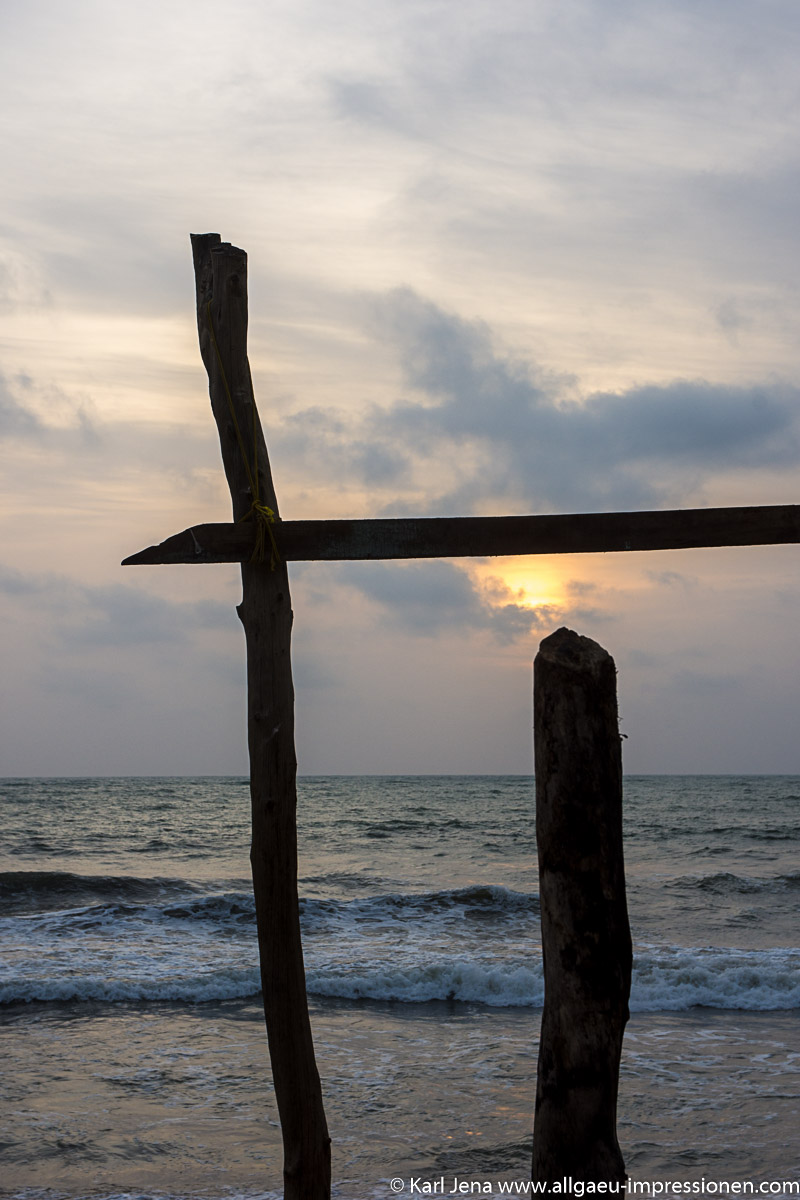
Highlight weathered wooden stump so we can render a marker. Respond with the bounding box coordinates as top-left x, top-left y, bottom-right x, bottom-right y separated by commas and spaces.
191, 235, 331, 1199
532, 627, 632, 1184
